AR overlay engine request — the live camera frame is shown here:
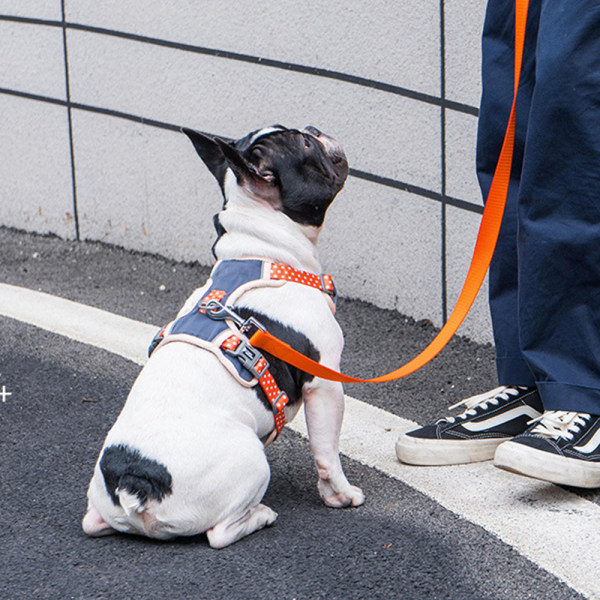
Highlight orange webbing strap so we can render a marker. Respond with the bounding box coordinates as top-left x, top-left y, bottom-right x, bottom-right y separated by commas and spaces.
250, 0, 529, 384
